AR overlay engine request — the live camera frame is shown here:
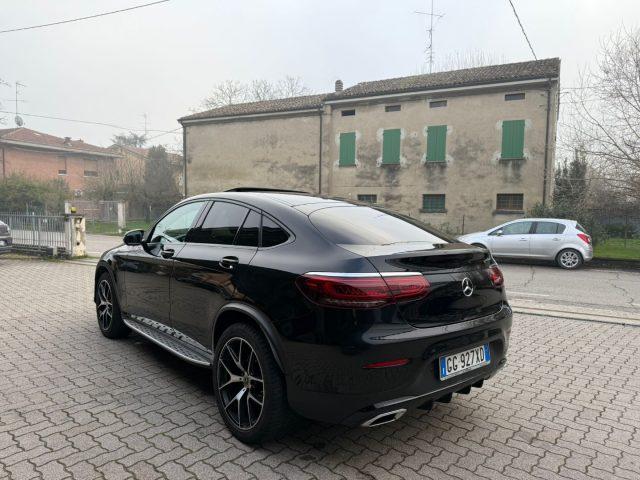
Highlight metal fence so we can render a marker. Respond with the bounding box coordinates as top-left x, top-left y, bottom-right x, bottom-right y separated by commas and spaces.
0, 213, 73, 254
